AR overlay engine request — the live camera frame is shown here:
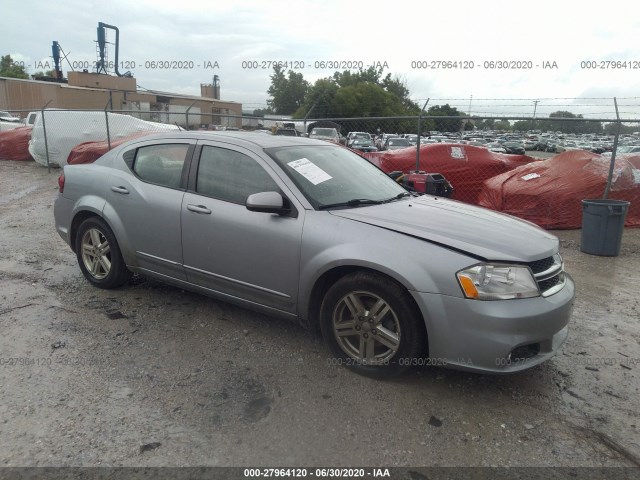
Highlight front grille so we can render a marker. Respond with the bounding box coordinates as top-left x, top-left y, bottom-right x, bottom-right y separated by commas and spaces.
528, 256, 555, 274
528, 254, 566, 297
538, 274, 562, 292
